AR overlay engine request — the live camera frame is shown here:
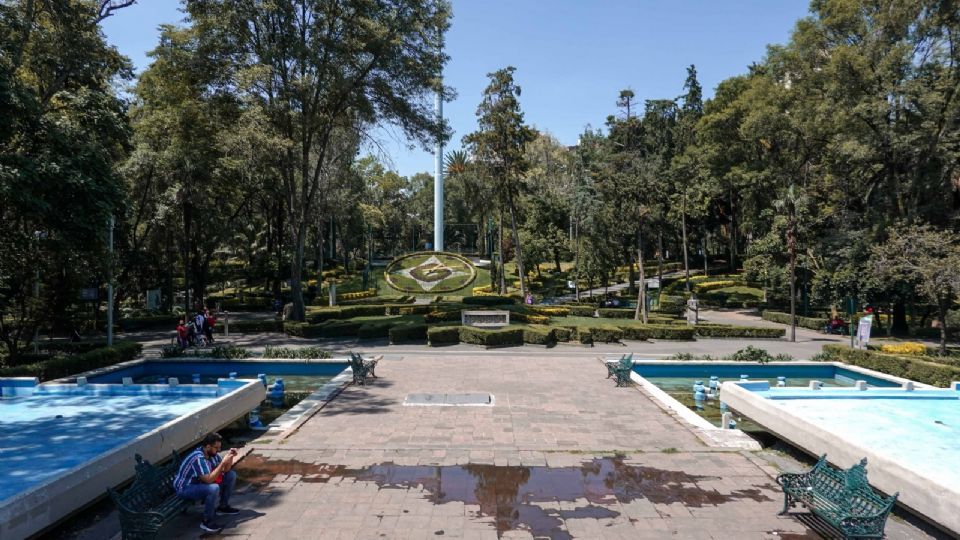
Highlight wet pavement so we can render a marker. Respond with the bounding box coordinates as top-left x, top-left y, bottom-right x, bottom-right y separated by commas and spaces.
233, 455, 784, 539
